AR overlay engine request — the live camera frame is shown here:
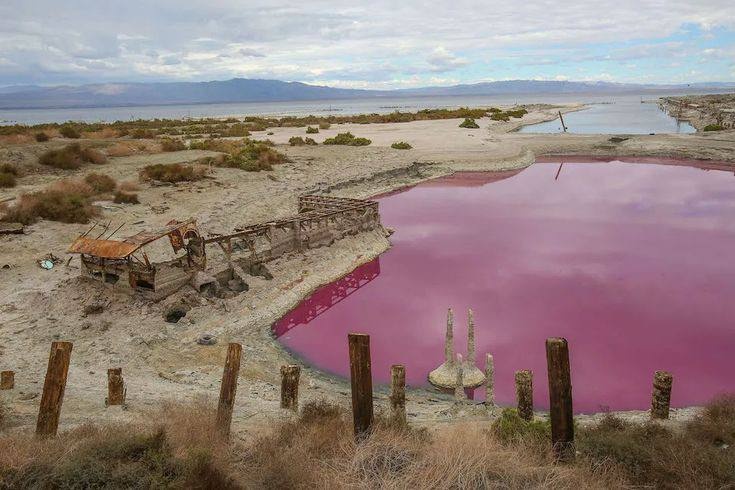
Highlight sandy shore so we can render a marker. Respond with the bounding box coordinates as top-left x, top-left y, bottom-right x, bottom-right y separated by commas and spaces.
1, 103, 733, 437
